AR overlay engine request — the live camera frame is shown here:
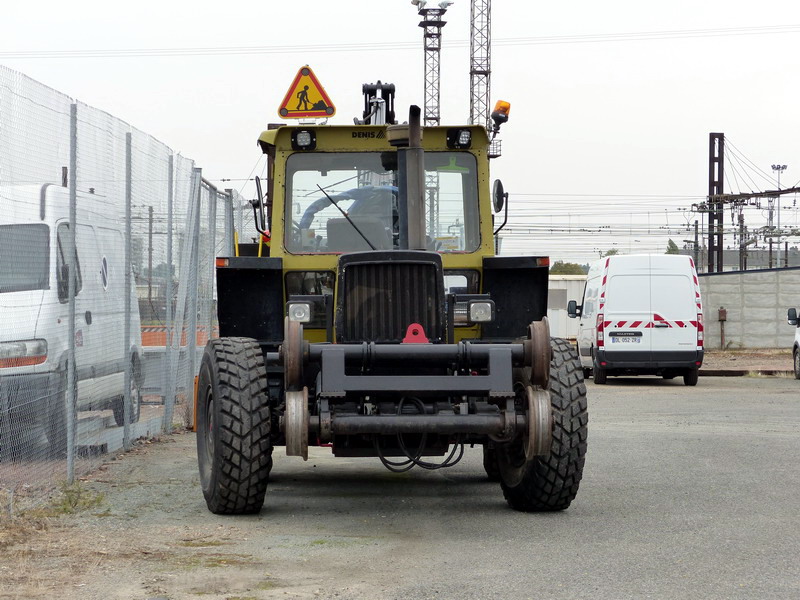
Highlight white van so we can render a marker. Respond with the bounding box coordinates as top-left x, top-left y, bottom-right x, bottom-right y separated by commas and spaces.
787, 307, 800, 379
568, 254, 703, 386
0, 184, 142, 451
